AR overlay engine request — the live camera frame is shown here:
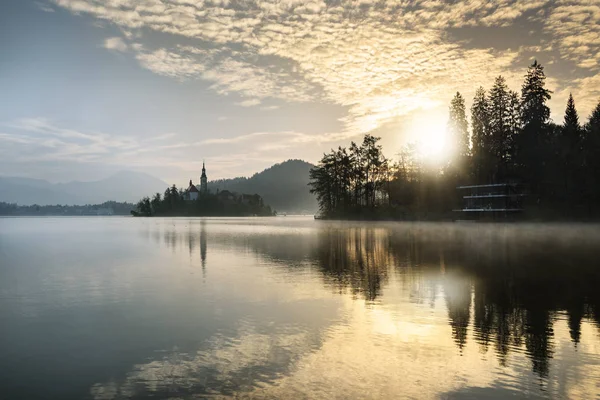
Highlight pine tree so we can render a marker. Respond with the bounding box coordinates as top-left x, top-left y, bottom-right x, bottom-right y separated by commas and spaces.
521, 60, 552, 131
564, 93, 580, 133
584, 100, 600, 214
560, 93, 583, 205
488, 76, 511, 180
506, 90, 522, 169
518, 61, 552, 190
447, 92, 469, 159
471, 87, 491, 182
587, 101, 600, 133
